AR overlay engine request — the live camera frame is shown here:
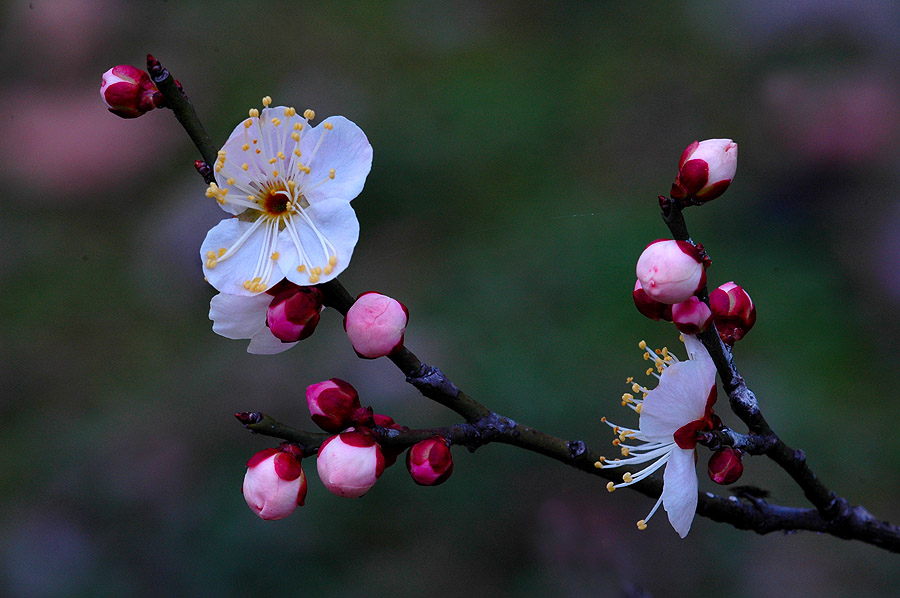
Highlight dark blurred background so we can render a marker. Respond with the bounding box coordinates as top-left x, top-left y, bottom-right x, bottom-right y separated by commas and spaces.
3, 1, 900, 596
